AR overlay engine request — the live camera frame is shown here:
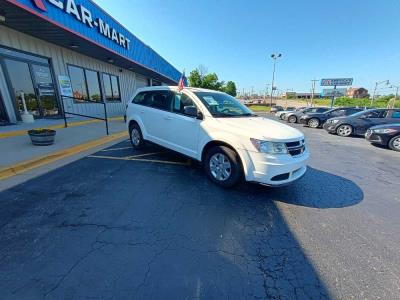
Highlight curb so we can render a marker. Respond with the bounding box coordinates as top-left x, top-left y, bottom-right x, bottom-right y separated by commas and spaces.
0, 131, 128, 180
